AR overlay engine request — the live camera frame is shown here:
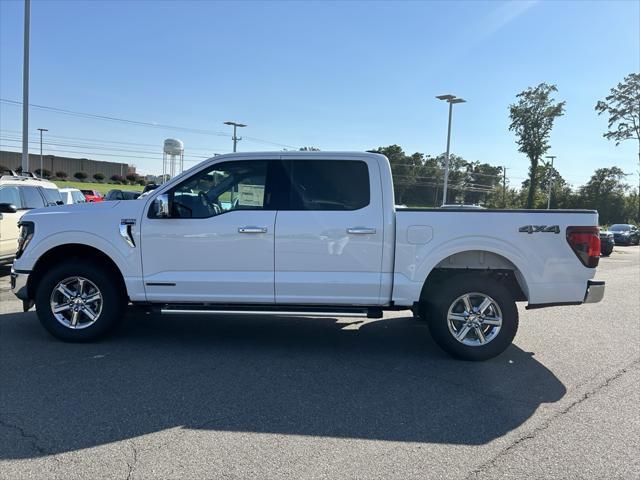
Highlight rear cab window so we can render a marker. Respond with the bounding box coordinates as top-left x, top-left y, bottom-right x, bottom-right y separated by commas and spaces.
284, 160, 370, 211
